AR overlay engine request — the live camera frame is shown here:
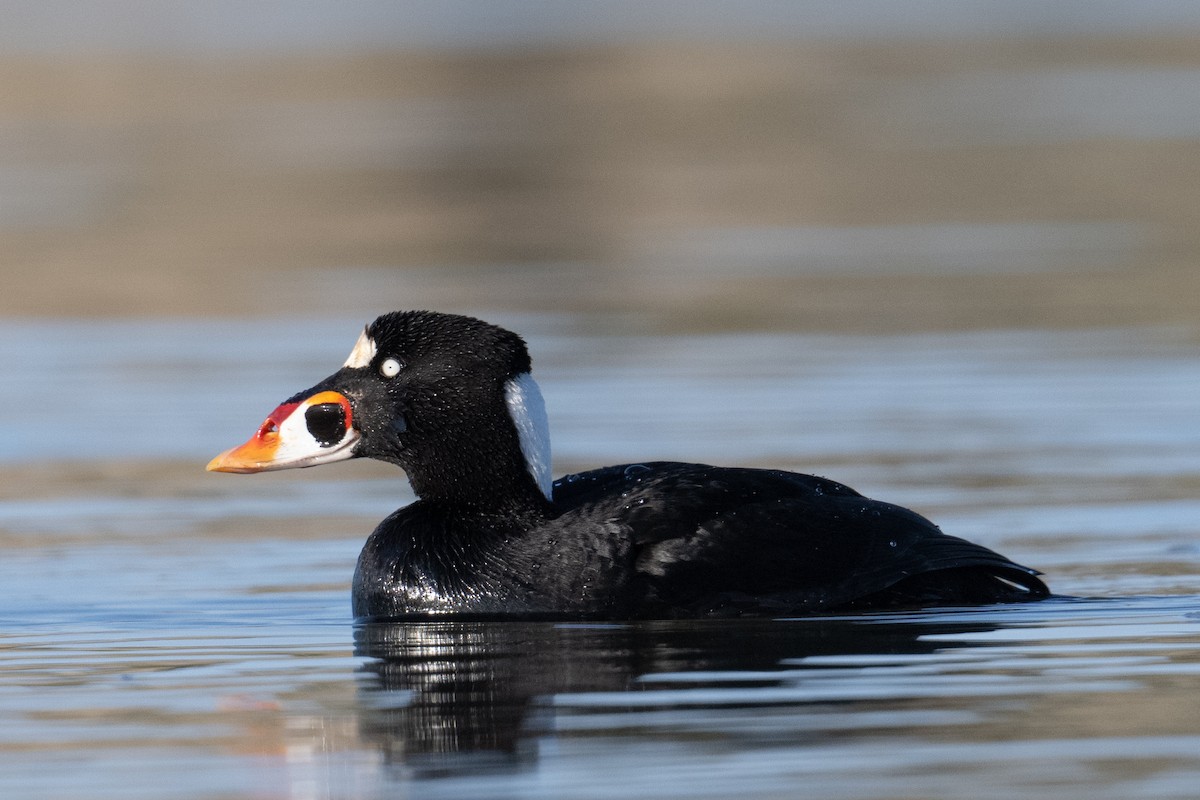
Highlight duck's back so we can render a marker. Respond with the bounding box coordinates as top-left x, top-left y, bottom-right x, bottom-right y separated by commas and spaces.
552, 462, 1049, 616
